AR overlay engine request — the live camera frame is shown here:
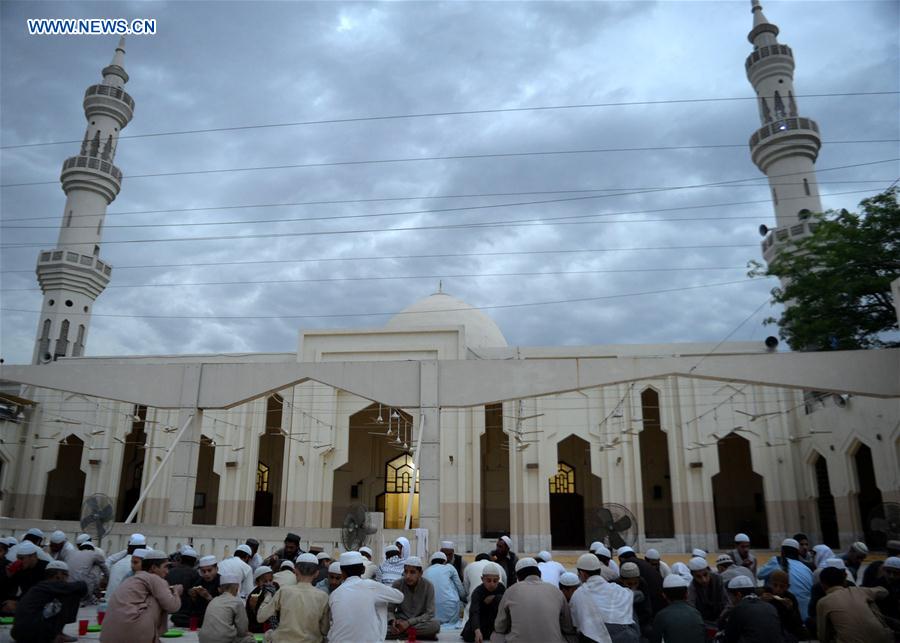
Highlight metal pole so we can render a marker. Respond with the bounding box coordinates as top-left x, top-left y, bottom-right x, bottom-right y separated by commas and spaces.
403, 411, 426, 530
124, 411, 195, 524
